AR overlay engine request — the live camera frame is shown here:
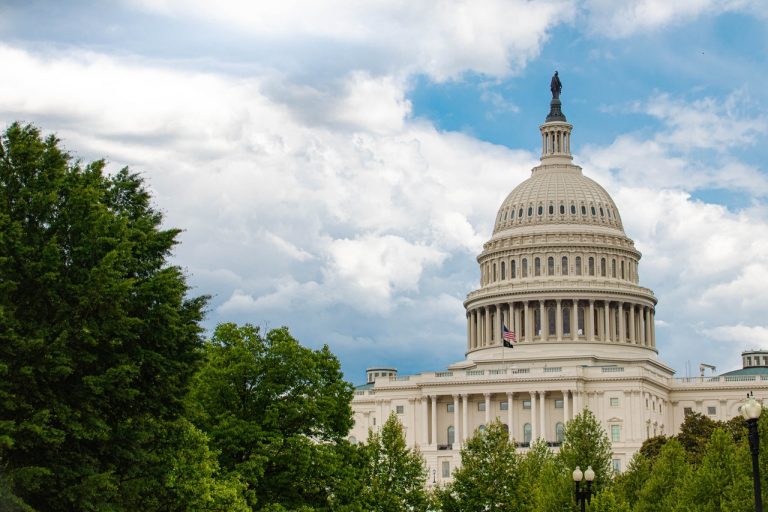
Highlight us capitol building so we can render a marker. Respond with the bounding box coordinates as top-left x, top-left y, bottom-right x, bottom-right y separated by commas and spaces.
349, 75, 768, 482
